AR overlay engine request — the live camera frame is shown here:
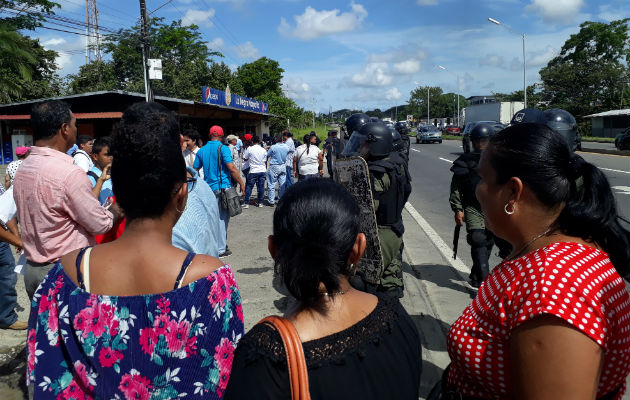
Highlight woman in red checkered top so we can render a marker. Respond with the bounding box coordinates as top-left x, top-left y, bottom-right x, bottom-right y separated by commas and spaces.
443, 123, 630, 400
